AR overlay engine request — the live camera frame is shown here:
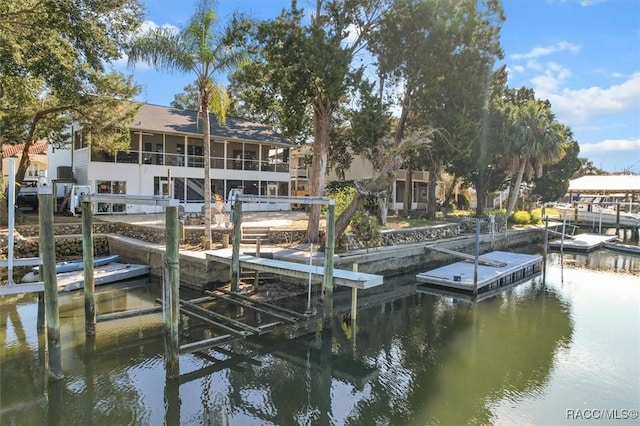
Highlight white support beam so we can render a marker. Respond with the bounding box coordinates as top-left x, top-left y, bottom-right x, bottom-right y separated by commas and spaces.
81, 194, 179, 207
